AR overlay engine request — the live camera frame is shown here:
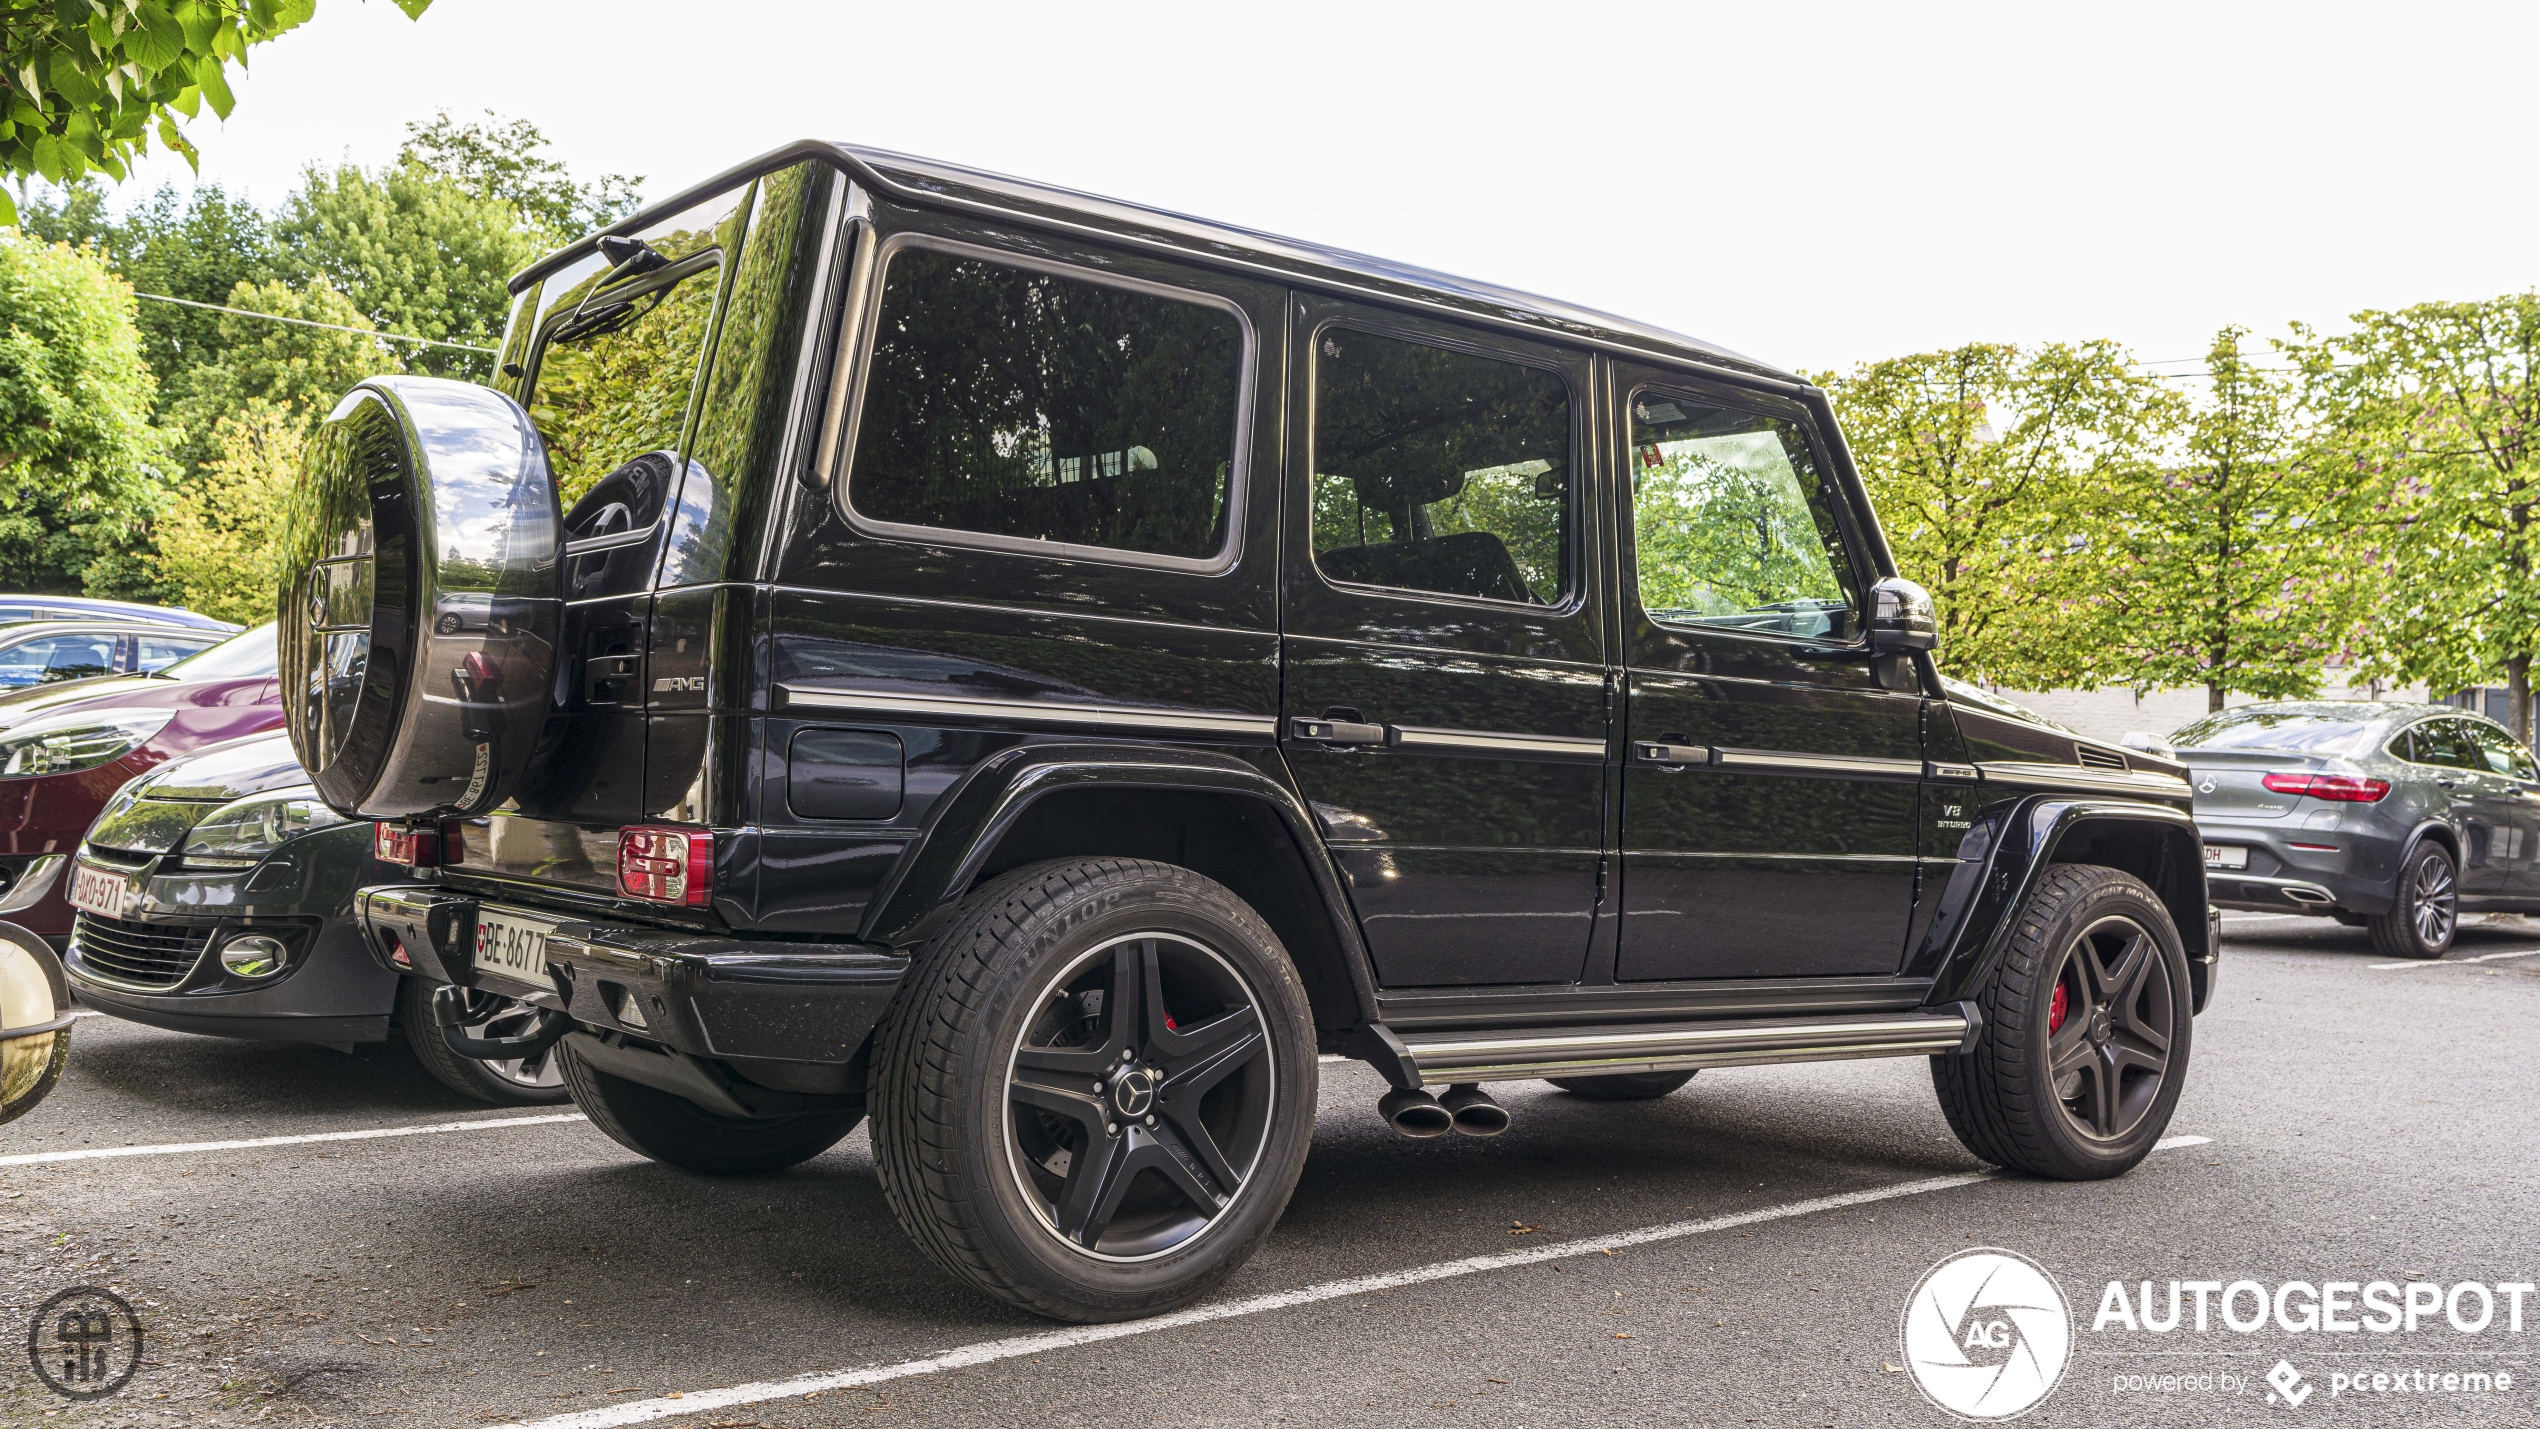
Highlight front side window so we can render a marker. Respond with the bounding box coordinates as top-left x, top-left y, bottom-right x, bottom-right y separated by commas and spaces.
1310, 328, 1571, 605
1629, 395, 1859, 641
848, 243, 1247, 564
